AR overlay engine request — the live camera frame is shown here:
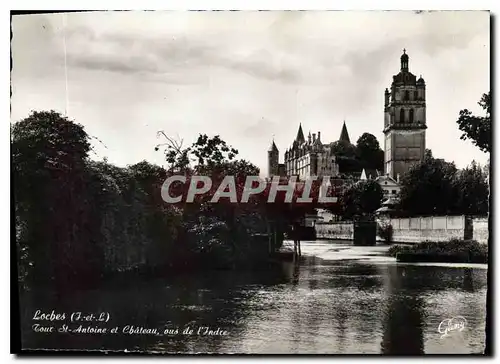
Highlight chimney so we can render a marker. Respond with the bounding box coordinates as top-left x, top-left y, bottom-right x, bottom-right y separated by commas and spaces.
317, 131, 321, 142
312, 133, 316, 142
